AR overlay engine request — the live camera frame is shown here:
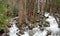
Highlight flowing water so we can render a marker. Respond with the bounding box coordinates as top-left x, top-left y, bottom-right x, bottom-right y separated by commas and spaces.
8, 20, 20, 36
8, 12, 60, 36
